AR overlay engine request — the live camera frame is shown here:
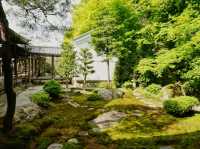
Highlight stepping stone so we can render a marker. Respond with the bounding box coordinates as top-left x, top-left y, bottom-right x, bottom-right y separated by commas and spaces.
92, 110, 126, 129
160, 146, 174, 149
47, 143, 63, 149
